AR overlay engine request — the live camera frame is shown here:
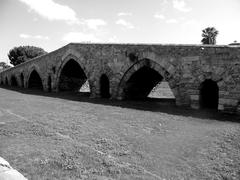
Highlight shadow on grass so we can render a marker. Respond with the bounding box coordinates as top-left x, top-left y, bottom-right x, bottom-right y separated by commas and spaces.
1, 86, 239, 122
